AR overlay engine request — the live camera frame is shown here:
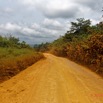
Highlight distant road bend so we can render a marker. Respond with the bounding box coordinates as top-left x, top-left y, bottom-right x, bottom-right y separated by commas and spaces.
0, 53, 103, 103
